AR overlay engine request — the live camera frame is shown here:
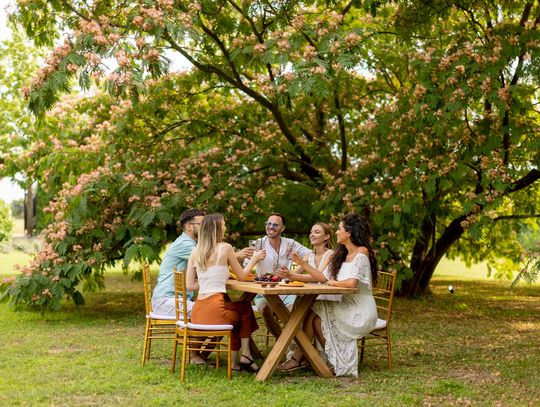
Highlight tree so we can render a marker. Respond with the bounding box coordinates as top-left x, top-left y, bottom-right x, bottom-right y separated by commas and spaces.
0, 25, 45, 236
2, 1, 539, 309
0, 200, 13, 242
10, 199, 24, 218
